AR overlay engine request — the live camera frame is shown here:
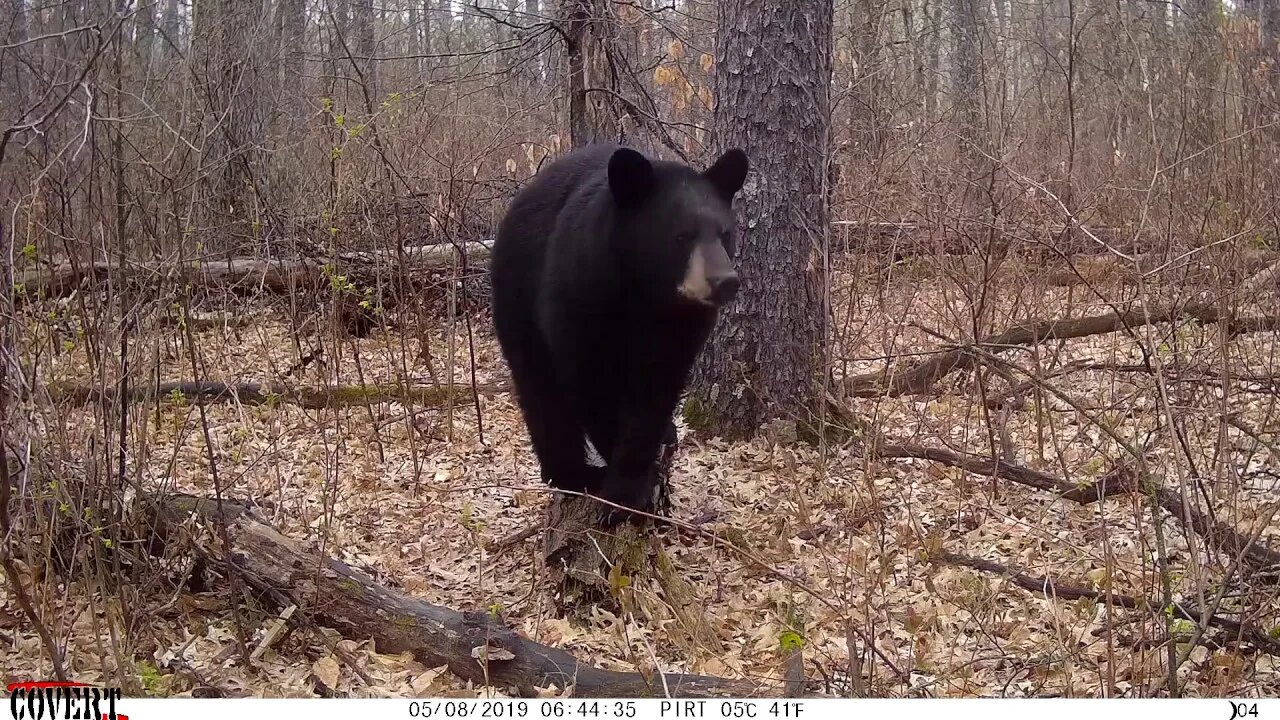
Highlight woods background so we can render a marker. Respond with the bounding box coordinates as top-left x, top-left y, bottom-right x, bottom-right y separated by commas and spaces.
2, 0, 1280, 701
